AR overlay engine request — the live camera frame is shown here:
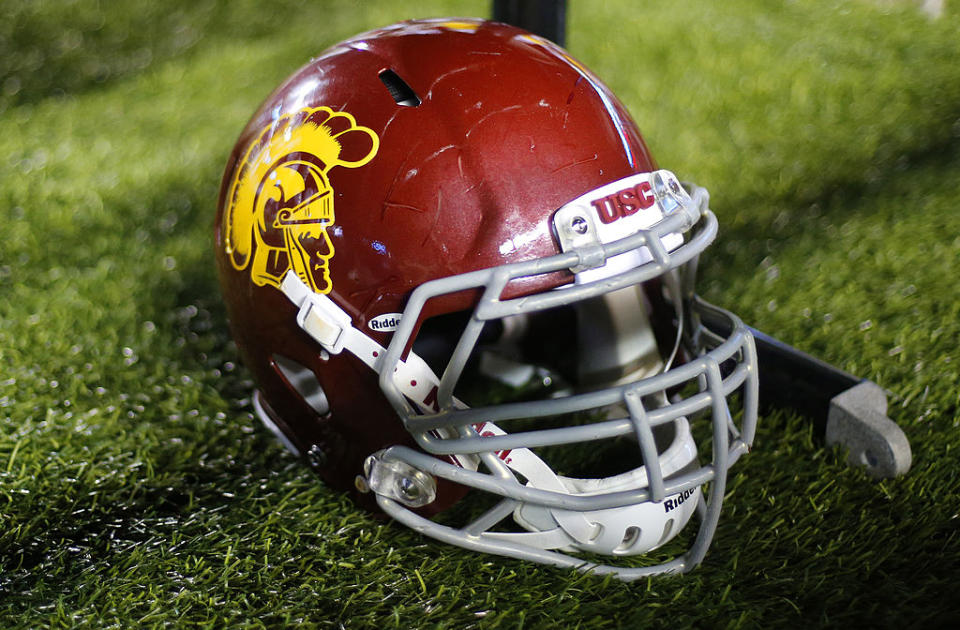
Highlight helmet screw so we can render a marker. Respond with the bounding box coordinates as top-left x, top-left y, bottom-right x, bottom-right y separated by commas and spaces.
306, 444, 327, 469
354, 475, 370, 493
398, 477, 420, 501
570, 215, 588, 235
